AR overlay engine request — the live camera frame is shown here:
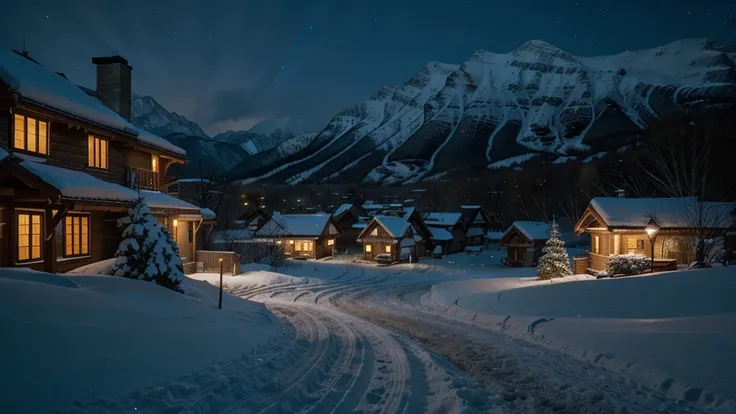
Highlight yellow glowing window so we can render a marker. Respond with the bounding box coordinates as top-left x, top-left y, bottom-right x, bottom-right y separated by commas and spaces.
295, 241, 302, 251
385, 245, 392, 253
17, 212, 42, 262
13, 114, 49, 155
64, 215, 90, 257
371, 228, 378, 236
88, 136, 108, 169
151, 154, 159, 173
365, 244, 372, 253
327, 239, 334, 246
594, 236, 600, 254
